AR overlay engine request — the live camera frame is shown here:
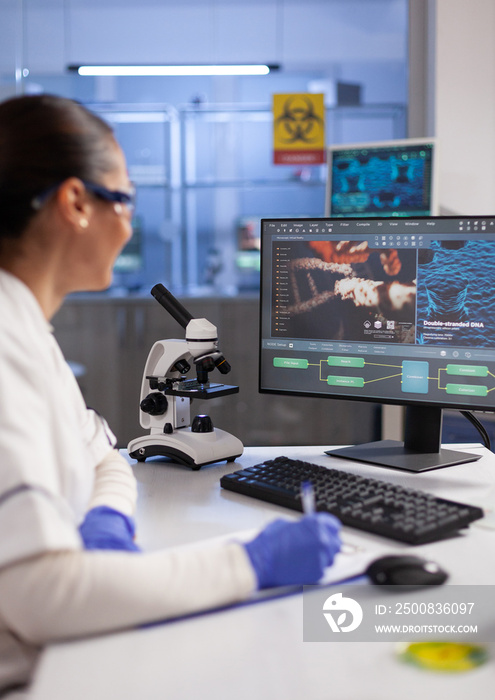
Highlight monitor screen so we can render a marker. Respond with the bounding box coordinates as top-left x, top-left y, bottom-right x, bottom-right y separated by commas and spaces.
113, 215, 143, 274
259, 215, 495, 472
325, 138, 438, 218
